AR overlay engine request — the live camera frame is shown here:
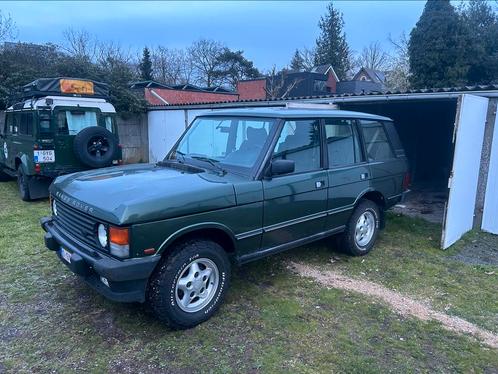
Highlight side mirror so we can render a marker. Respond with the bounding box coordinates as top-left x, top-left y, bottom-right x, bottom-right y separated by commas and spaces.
270, 159, 295, 176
